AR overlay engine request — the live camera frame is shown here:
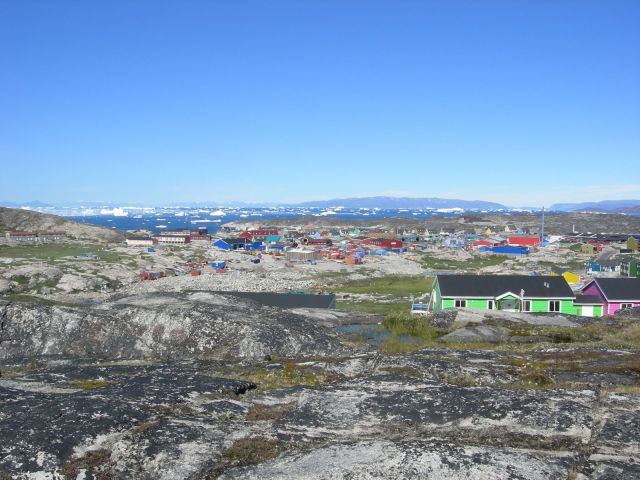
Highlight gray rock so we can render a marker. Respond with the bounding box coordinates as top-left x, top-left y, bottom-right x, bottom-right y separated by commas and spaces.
439, 325, 509, 343
510, 335, 553, 343
0, 292, 351, 360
